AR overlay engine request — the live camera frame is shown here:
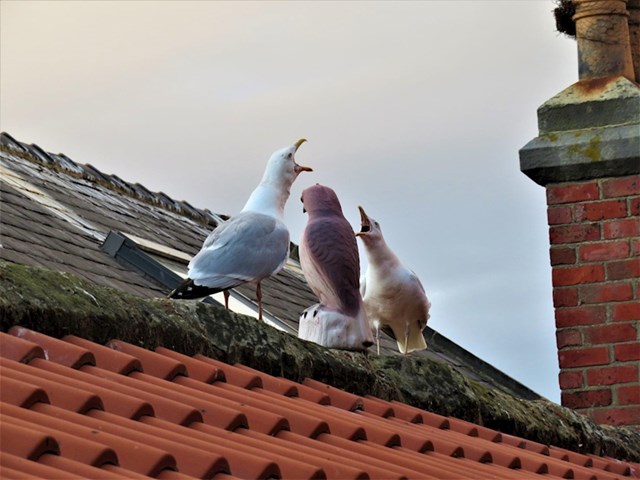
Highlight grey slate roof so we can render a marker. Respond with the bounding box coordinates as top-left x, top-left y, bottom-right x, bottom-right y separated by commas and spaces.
0, 131, 540, 400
